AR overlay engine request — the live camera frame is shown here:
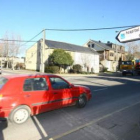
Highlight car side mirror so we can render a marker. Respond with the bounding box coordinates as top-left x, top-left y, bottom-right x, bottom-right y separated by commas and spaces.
69, 84, 74, 88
